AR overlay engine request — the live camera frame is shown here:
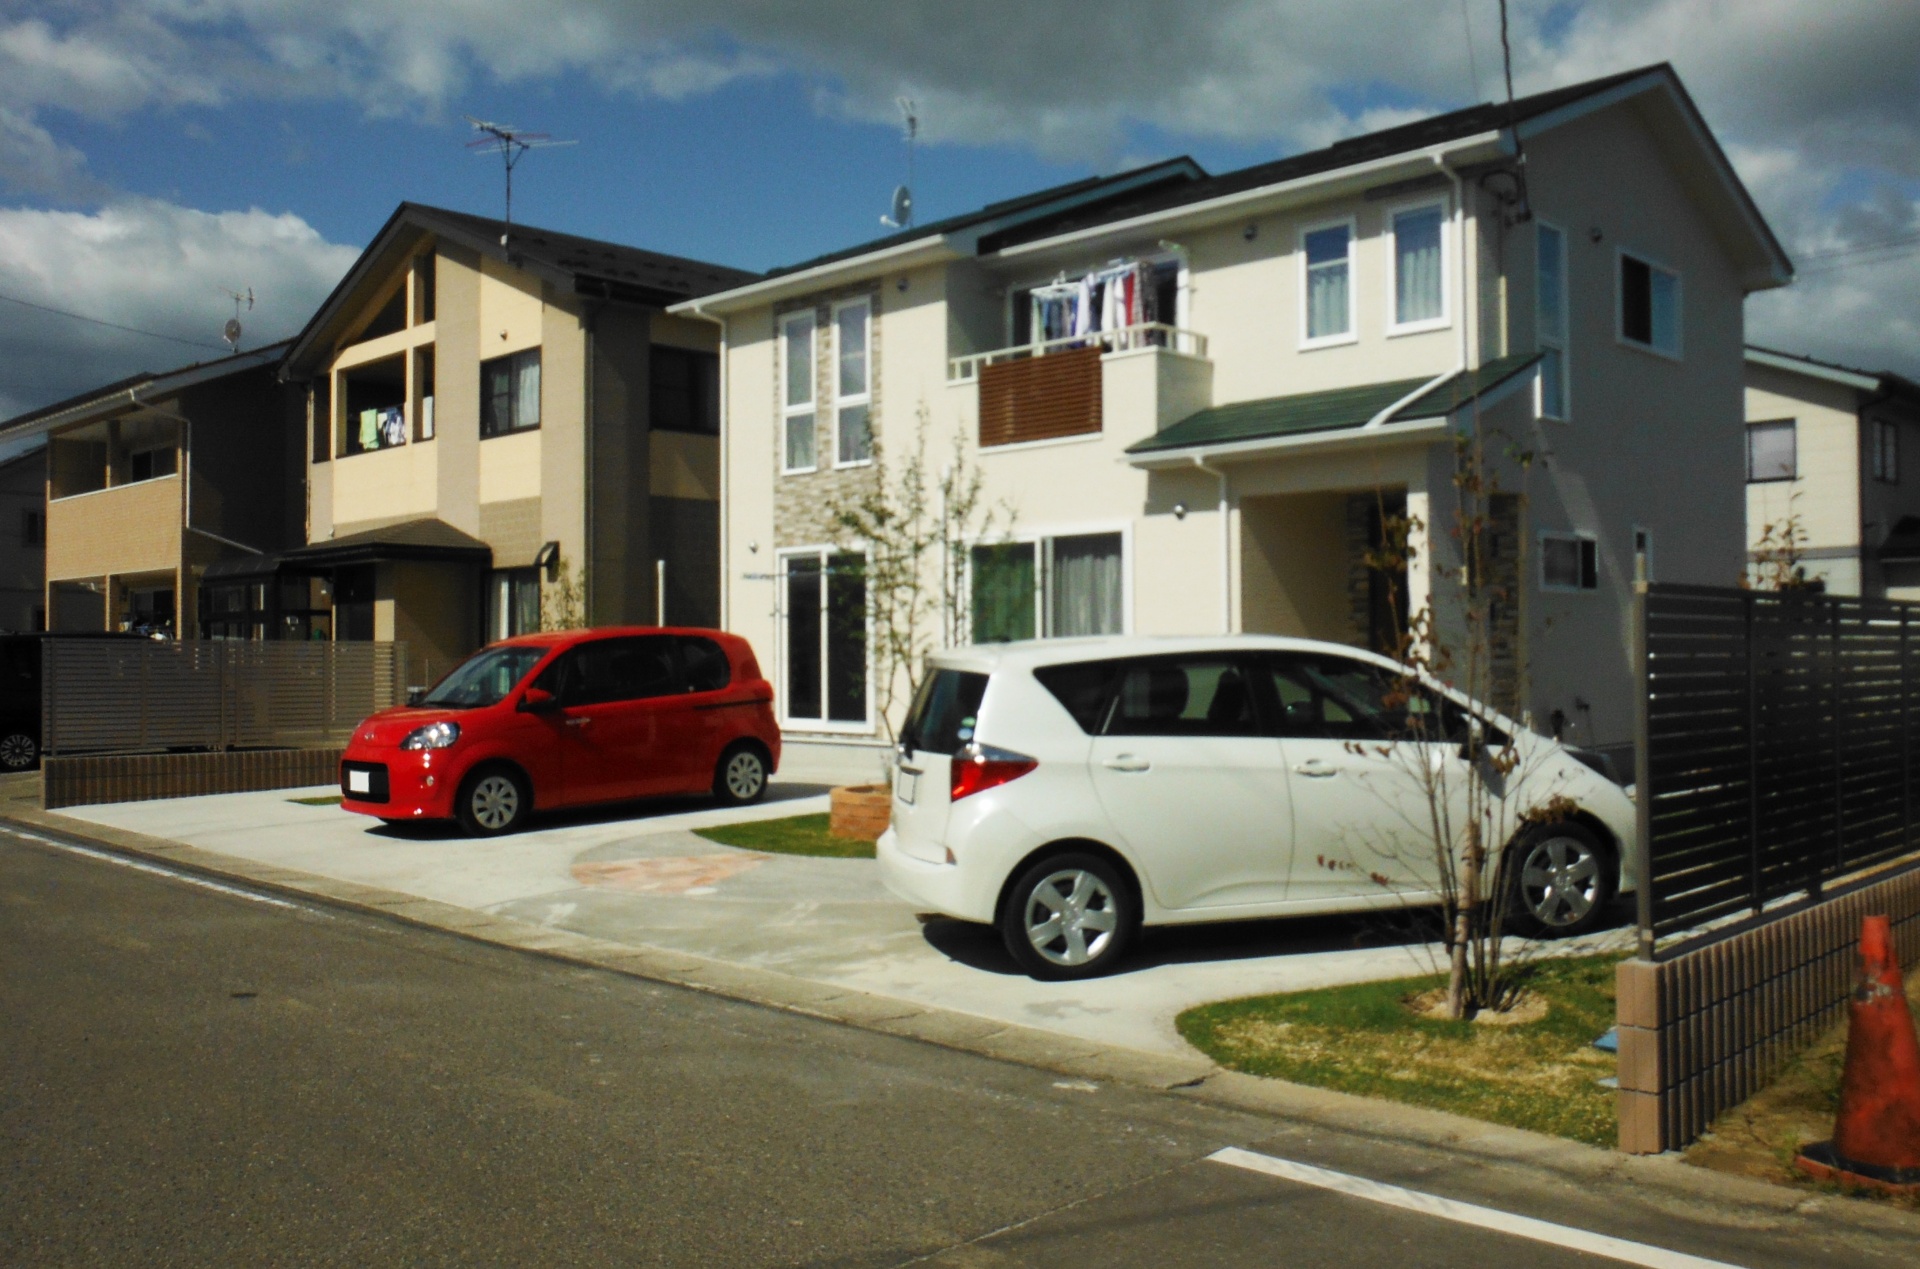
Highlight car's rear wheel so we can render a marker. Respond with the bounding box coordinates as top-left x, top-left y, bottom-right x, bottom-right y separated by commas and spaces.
1505, 822, 1615, 938
457, 765, 529, 837
999, 851, 1137, 980
0, 731, 37, 771
713, 742, 769, 807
